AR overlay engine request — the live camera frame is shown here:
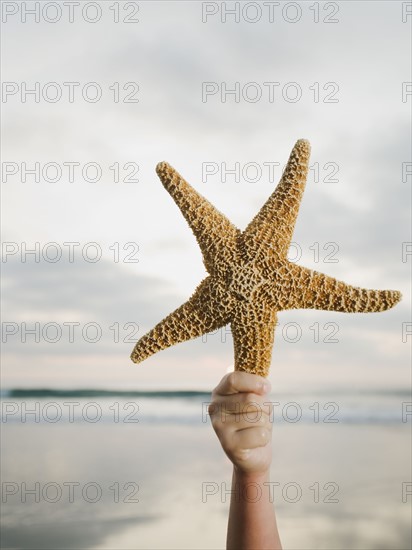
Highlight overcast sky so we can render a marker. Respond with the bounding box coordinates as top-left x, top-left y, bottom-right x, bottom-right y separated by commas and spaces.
1, 0, 411, 390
